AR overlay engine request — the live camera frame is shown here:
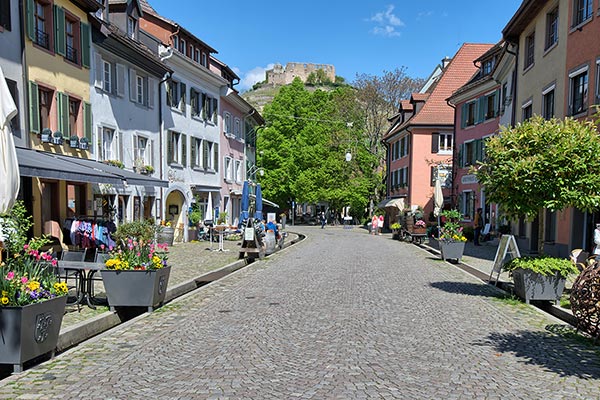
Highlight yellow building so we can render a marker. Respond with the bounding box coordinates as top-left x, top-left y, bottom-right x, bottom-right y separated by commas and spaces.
23, 0, 100, 239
